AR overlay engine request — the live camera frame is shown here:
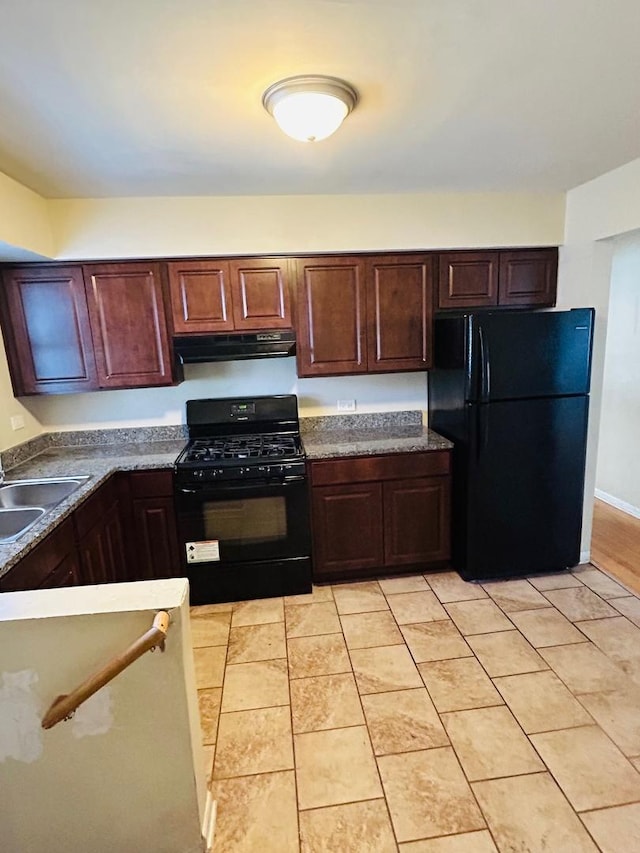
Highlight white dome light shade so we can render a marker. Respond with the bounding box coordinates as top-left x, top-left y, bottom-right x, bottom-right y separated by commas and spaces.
262, 76, 357, 142
272, 92, 348, 142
